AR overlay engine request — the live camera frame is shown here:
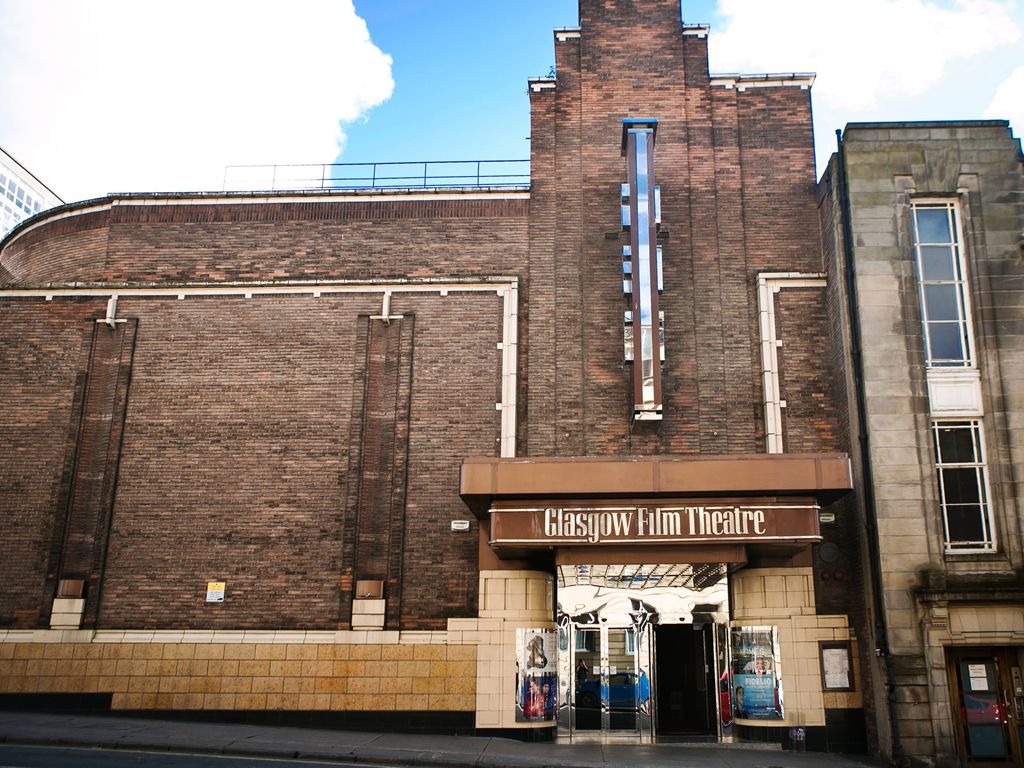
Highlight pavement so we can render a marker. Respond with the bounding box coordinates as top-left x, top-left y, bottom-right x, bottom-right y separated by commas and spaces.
0, 711, 891, 767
